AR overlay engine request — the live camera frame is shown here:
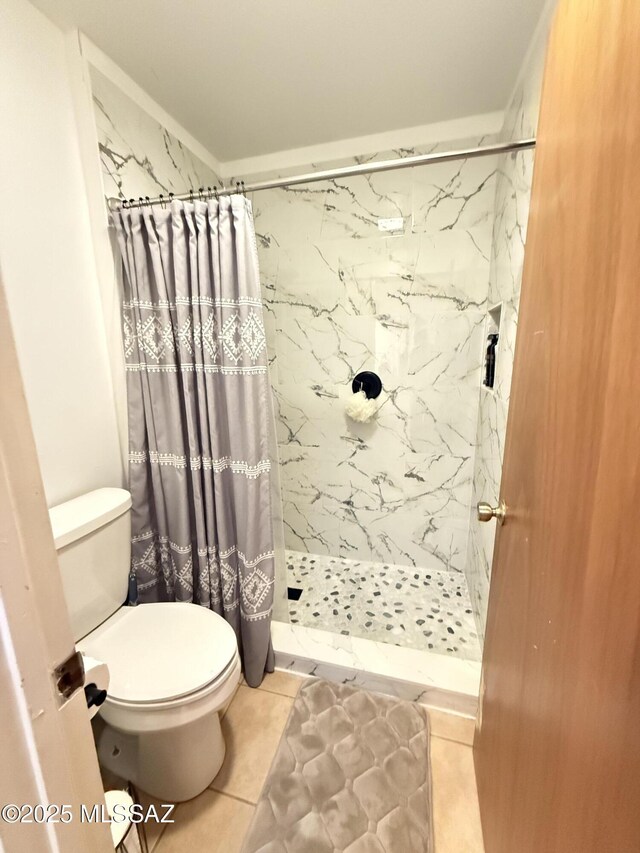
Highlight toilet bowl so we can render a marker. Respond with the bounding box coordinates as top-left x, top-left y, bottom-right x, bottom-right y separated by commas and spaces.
49, 488, 242, 802
80, 602, 241, 802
